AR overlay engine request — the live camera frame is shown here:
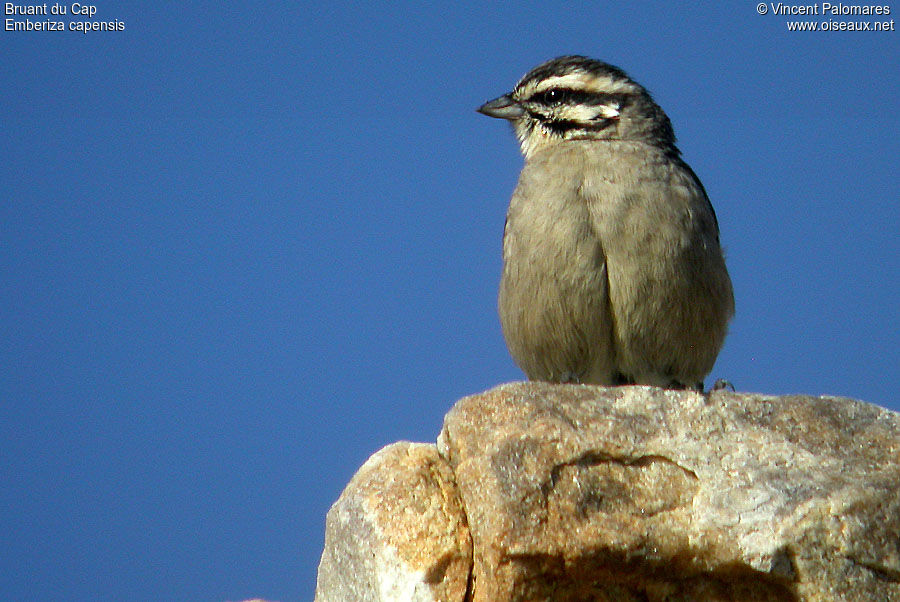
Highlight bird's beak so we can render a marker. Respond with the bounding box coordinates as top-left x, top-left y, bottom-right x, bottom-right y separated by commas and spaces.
477, 94, 525, 120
